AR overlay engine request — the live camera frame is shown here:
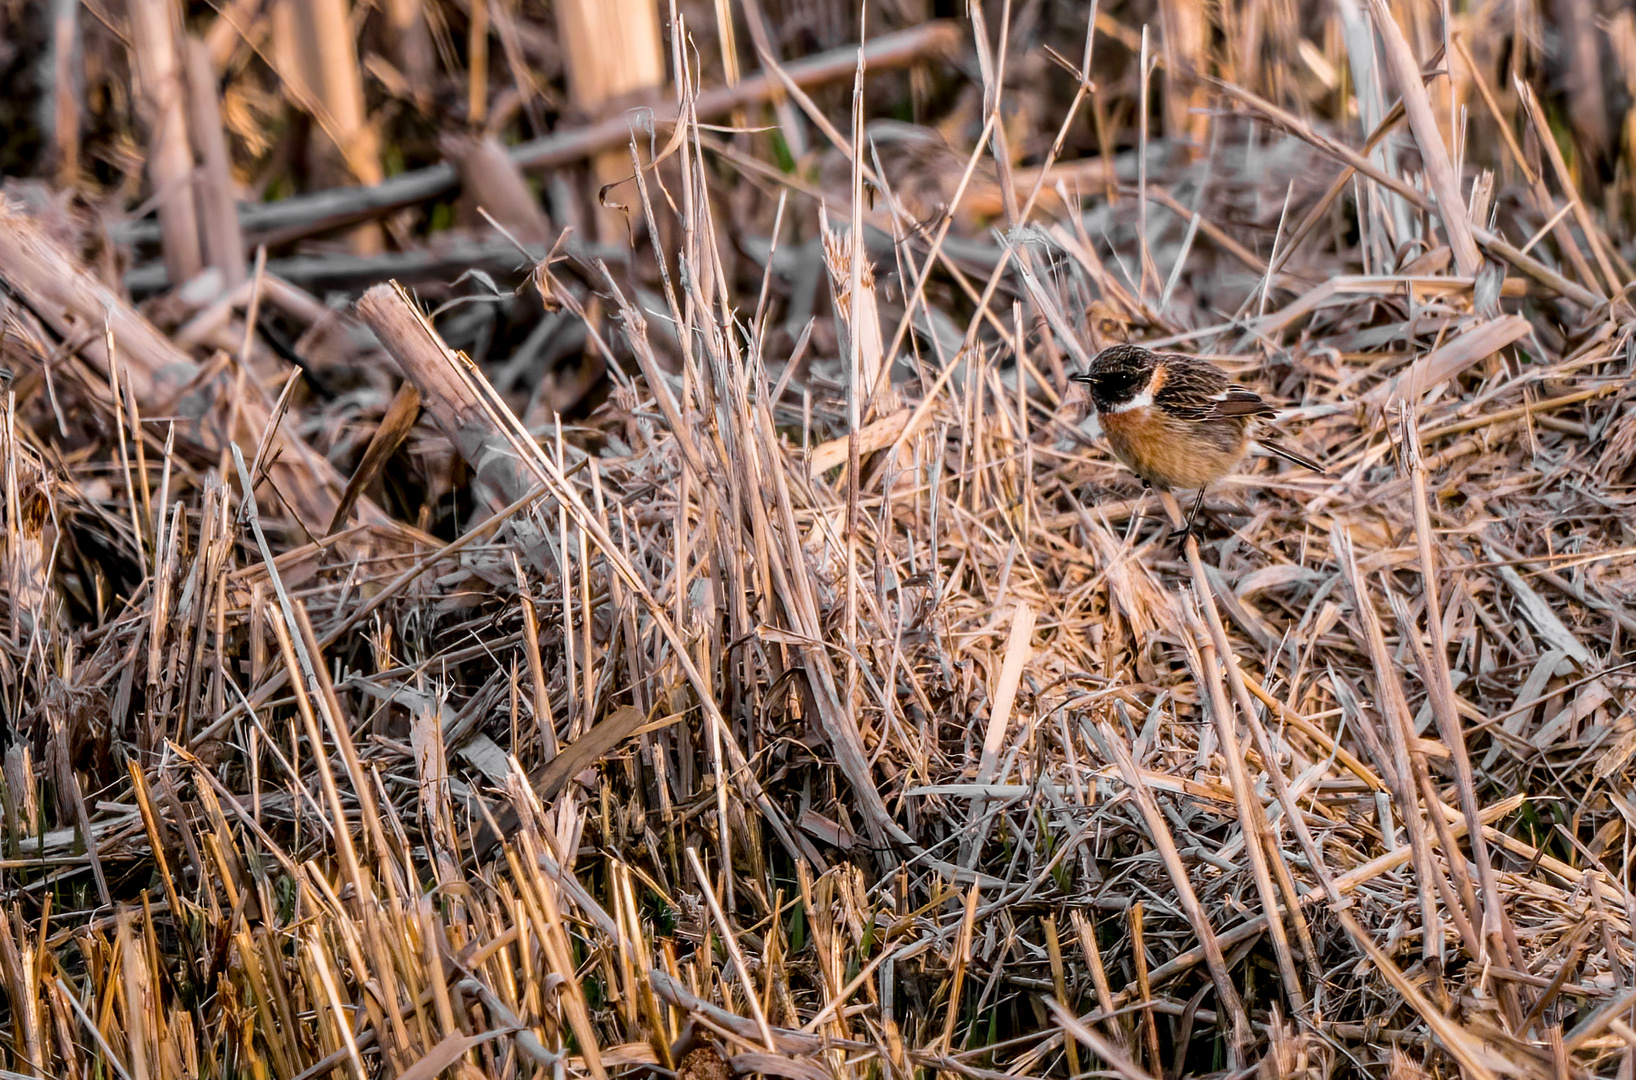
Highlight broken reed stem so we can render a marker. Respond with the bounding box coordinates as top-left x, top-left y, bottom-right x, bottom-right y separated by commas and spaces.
1069, 909, 1125, 1049
1333, 527, 1473, 965
554, 0, 665, 242
9, 9, 1636, 1080
1363, 0, 1481, 276
686, 847, 776, 1051
1042, 915, 1081, 1076
116, 22, 965, 248
1179, 534, 1347, 919
937, 883, 981, 1056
